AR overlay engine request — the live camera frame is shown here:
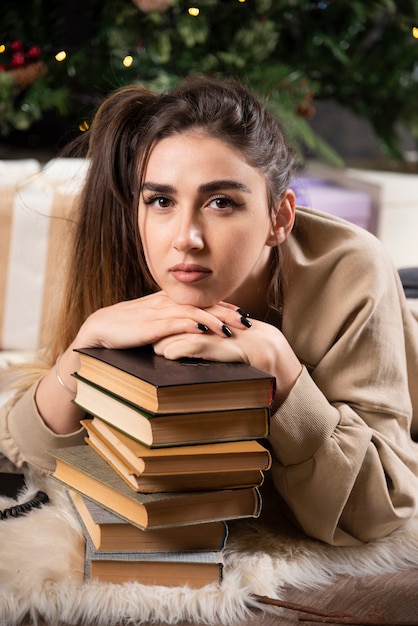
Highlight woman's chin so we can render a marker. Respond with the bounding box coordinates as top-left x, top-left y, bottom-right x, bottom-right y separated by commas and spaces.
168, 290, 218, 310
